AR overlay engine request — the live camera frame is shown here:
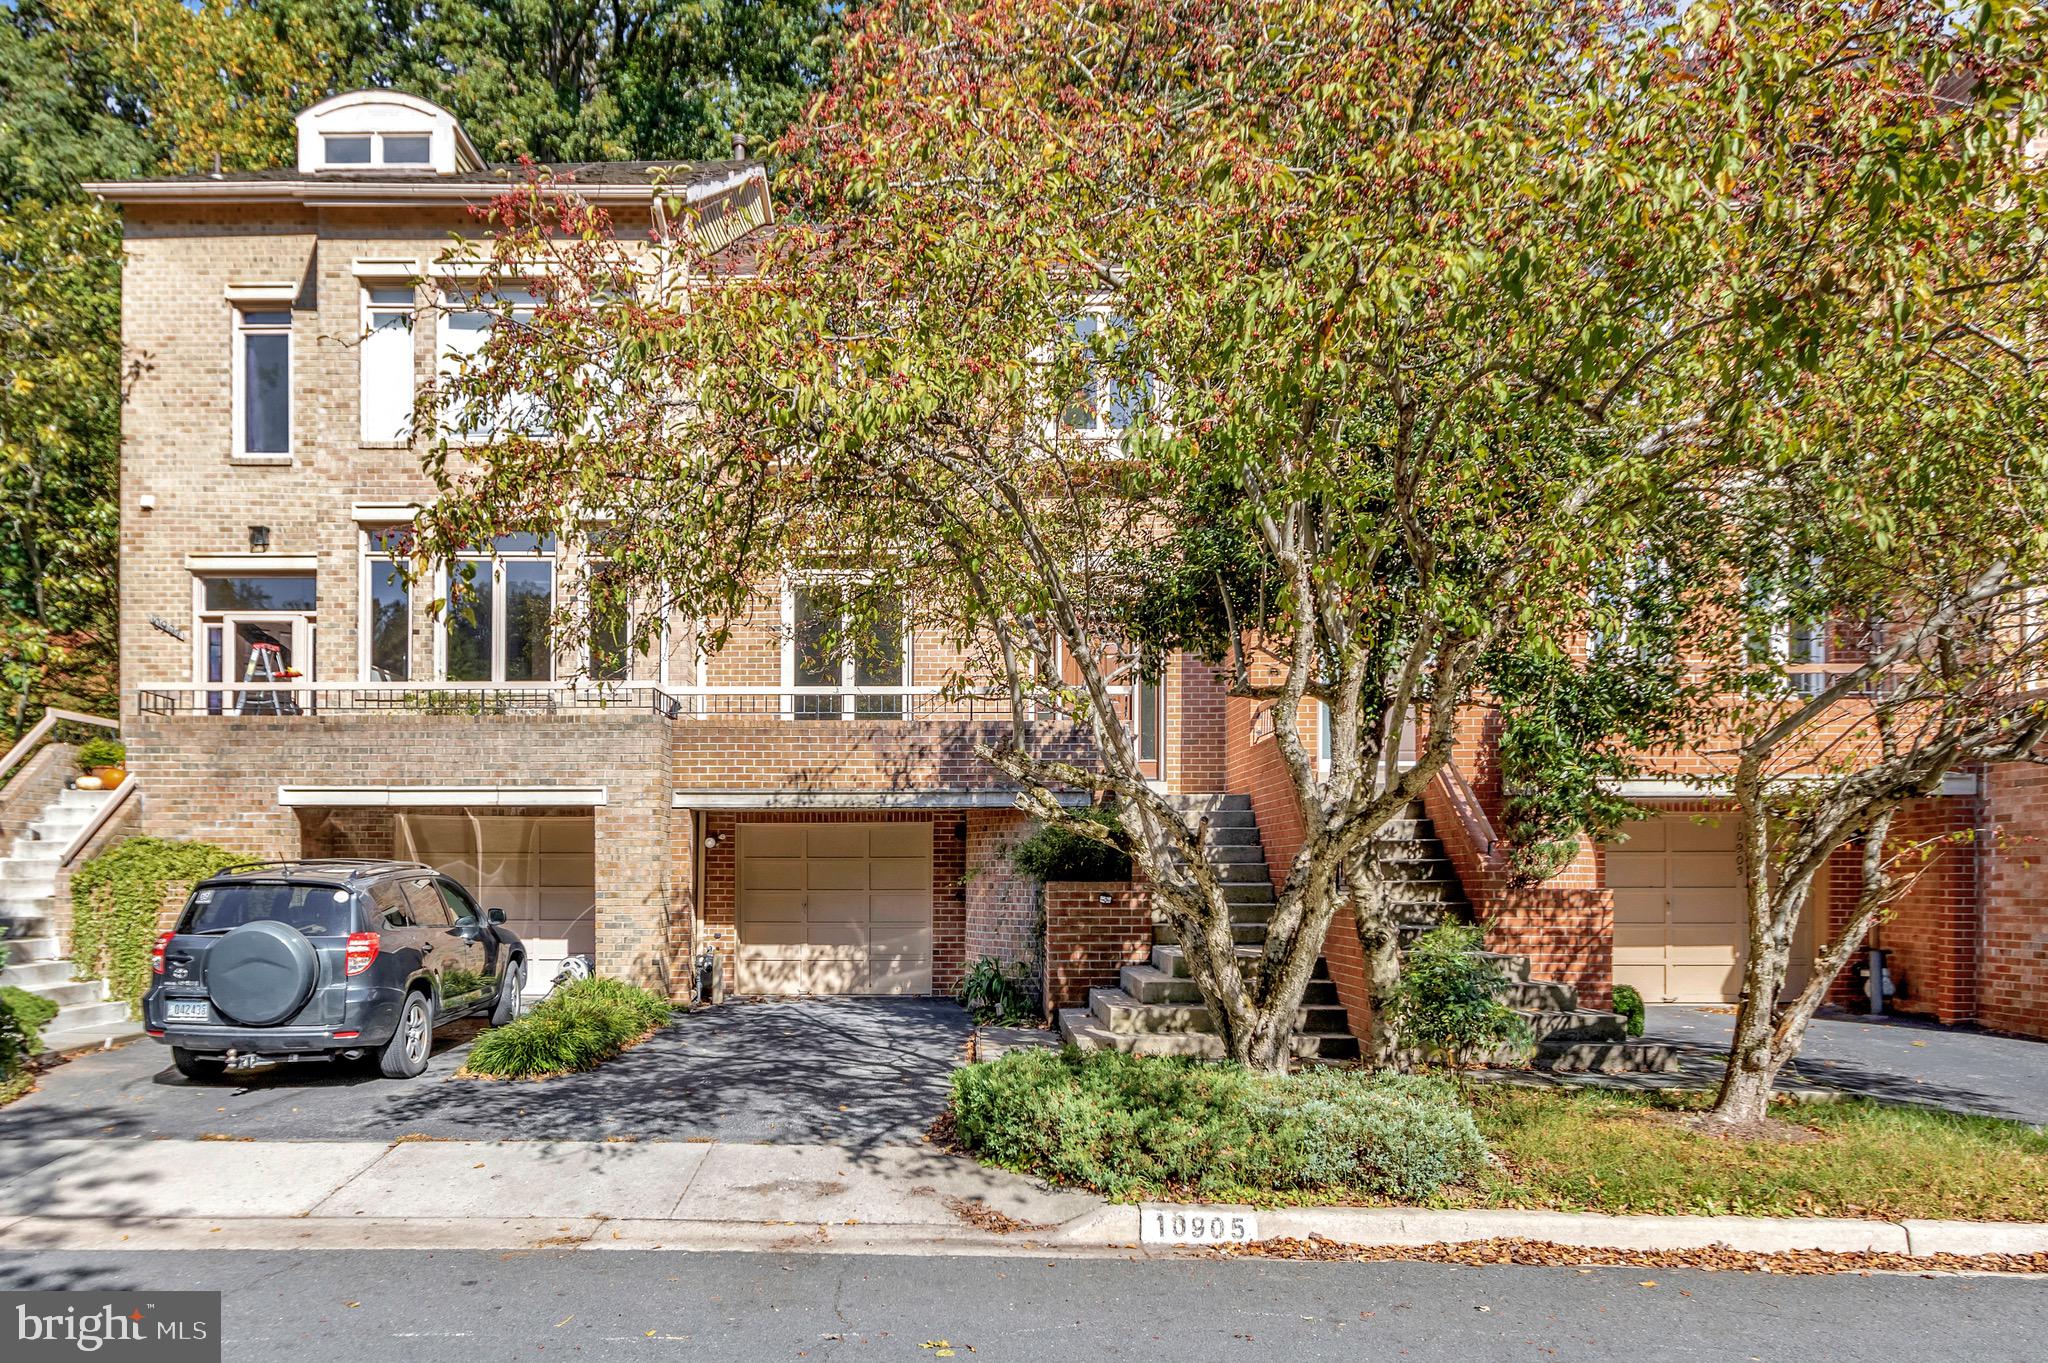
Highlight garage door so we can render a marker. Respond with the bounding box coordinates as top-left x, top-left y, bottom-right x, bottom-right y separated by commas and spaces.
735, 822, 933, 995
1605, 815, 1749, 1004
395, 812, 595, 996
